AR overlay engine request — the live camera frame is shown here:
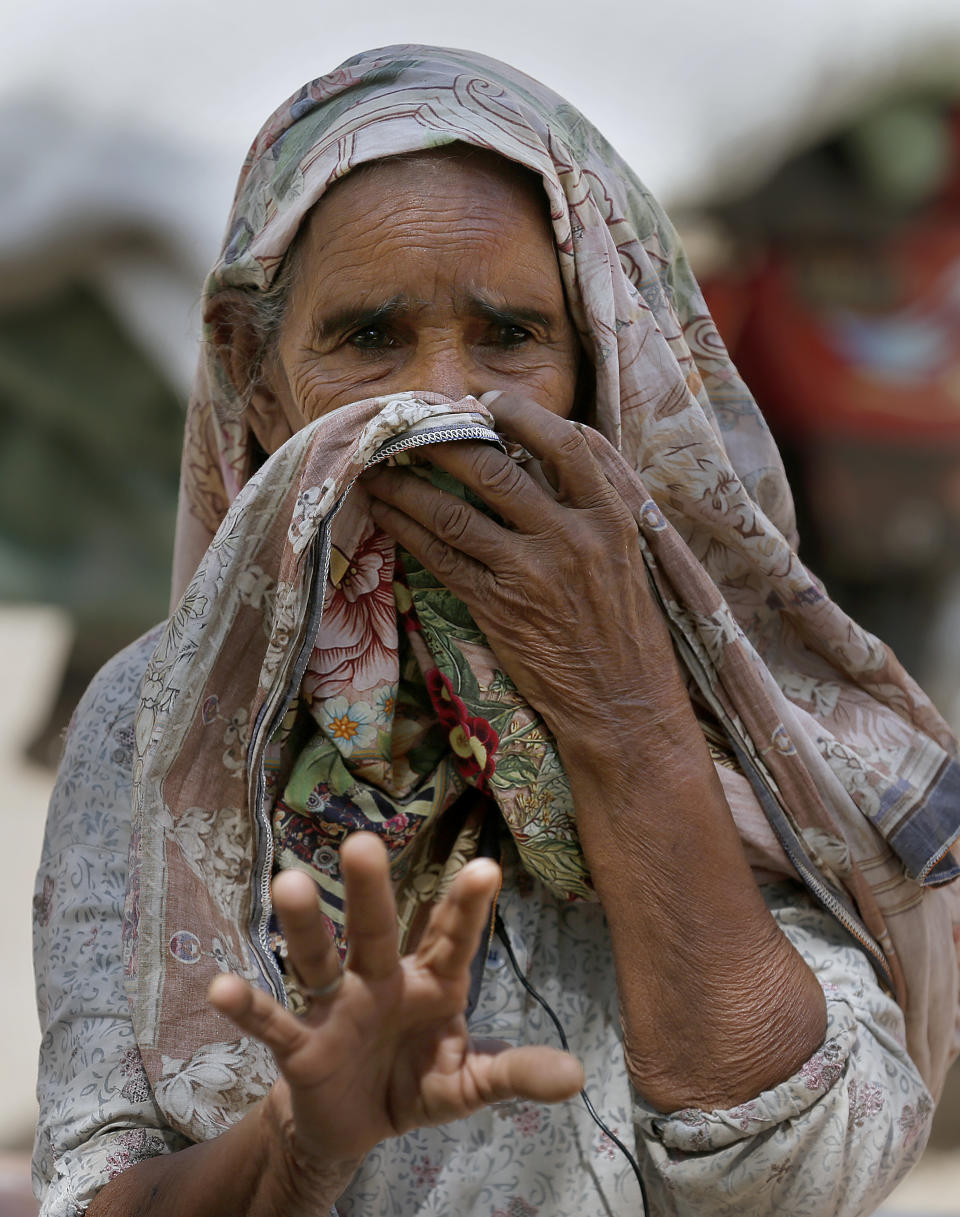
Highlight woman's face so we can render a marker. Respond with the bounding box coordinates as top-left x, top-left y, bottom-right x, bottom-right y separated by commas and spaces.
260, 150, 582, 436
